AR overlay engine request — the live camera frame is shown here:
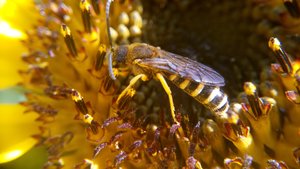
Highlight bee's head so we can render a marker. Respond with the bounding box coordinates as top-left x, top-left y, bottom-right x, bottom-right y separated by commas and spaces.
107, 45, 128, 81
113, 45, 128, 64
